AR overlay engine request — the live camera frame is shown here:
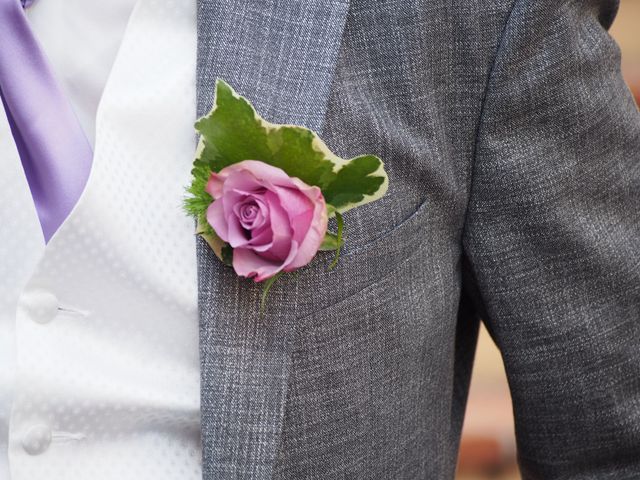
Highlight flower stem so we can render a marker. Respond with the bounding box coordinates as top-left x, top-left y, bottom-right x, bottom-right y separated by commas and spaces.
328, 211, 344, 271
260, 271, 284, 314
